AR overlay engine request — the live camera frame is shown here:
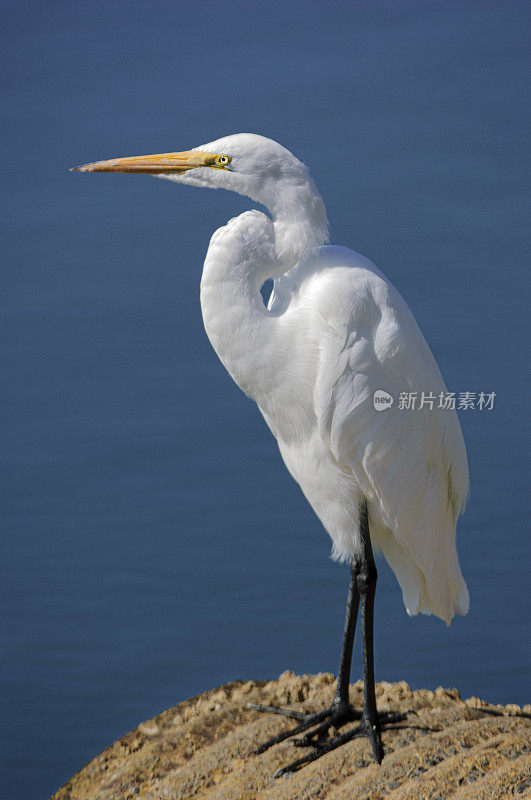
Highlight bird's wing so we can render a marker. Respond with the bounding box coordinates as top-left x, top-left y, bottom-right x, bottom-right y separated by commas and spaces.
311, 249, 469, 624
